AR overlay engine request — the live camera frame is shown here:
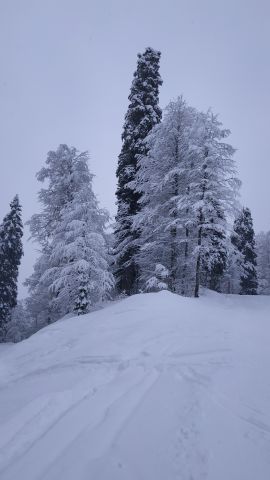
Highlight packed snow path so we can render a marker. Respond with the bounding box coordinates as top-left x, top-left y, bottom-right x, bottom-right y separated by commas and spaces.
0, 291, 270, 479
